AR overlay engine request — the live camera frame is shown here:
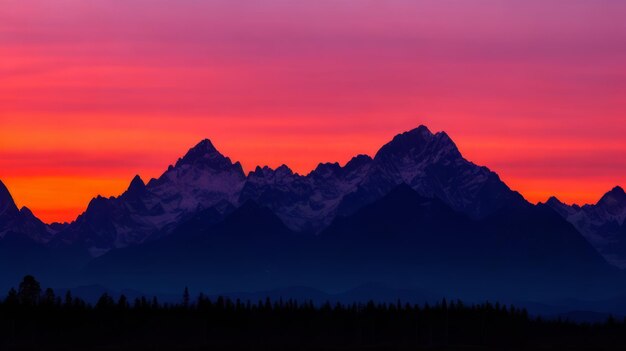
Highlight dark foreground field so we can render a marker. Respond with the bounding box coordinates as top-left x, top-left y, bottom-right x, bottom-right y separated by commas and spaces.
3, 276, 626, 350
